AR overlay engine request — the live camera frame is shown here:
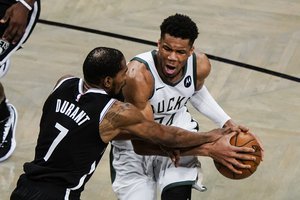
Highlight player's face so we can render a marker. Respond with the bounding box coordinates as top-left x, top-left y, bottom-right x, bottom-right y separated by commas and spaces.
111, 58, 127, 98
157, 34, 194, 81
